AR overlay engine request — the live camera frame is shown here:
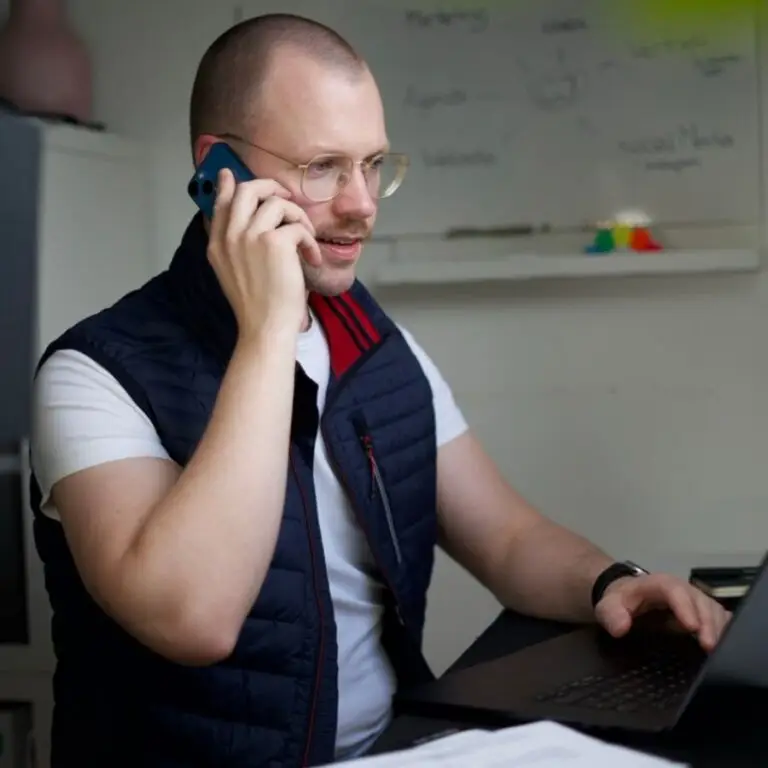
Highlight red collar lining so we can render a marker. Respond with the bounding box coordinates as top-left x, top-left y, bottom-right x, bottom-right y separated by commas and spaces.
308, 292, 382, 377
